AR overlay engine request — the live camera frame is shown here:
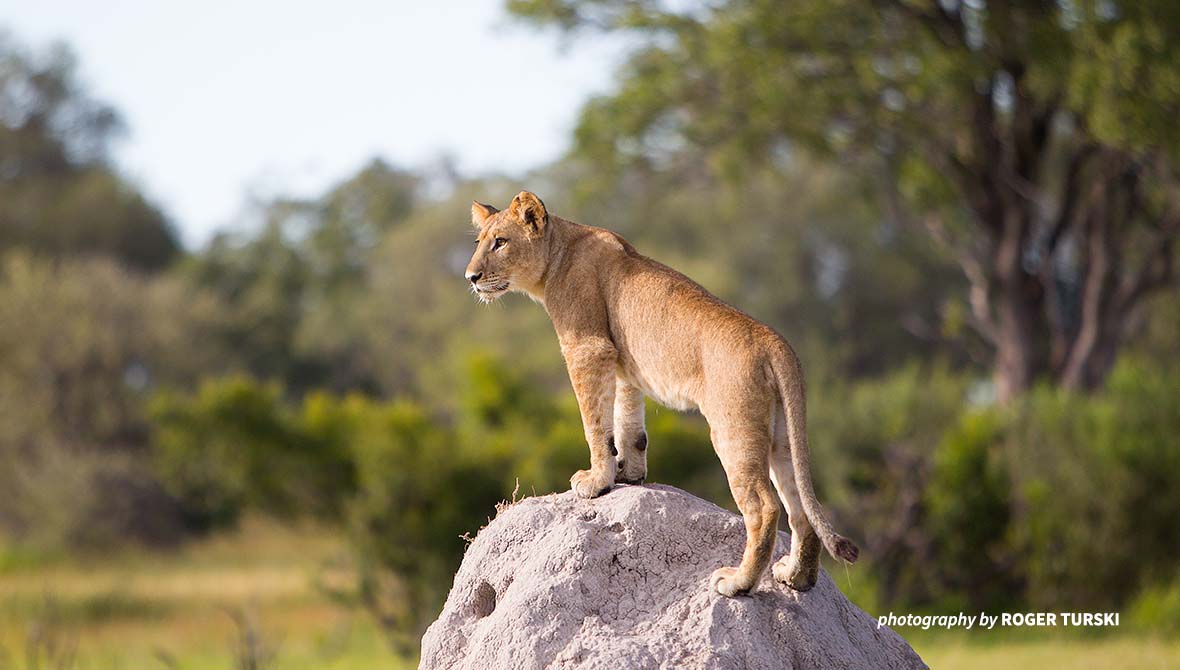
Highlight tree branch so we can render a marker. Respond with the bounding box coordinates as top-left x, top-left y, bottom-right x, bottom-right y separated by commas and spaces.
921, 213, 998, 343
876, 0, 968, 50
1045, 143, 1099, 255
1059, 175, 1113, 390
1115, 206, 1180, 314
